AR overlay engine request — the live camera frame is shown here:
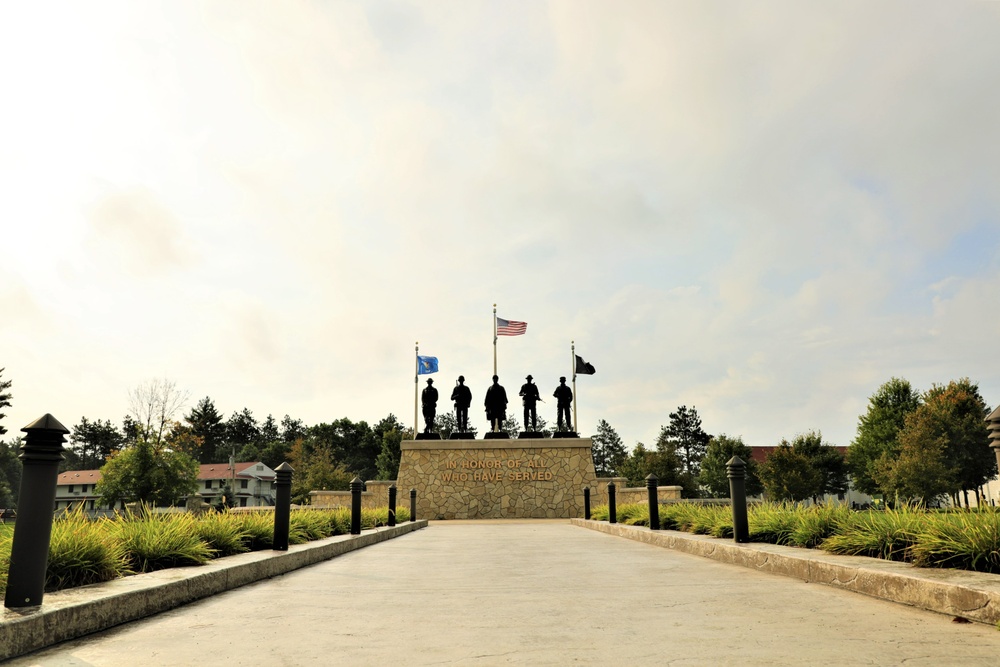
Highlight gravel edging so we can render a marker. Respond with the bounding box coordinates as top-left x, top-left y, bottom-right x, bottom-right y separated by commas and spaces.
0, 520, 428, 661
573, 519, 1000, 626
